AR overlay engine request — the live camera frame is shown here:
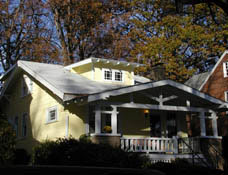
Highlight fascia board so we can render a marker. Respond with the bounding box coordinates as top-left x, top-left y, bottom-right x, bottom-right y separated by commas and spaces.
18, 61, 65, 100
